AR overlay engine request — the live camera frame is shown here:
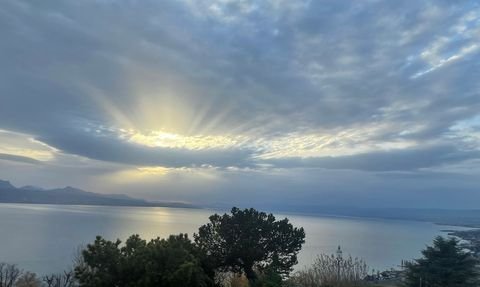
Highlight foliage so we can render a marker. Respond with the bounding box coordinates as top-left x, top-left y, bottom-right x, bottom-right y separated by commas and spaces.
74, 234, 214, 287
252, 269, 284, 287
404, 236, 479, 287
195, 207, 305, 284
287, 247, 369, 287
